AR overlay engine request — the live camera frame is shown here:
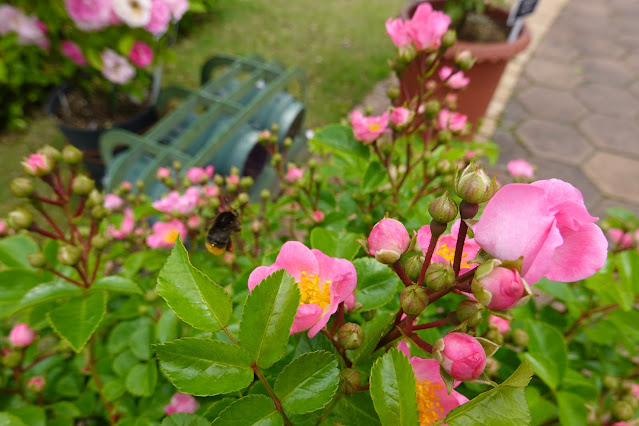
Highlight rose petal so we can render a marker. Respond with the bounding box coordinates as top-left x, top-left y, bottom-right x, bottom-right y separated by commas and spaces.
247, 265, 279, 292
290, 304, 323, 334
546, 222, 608, 282
274, 241, 319, 281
